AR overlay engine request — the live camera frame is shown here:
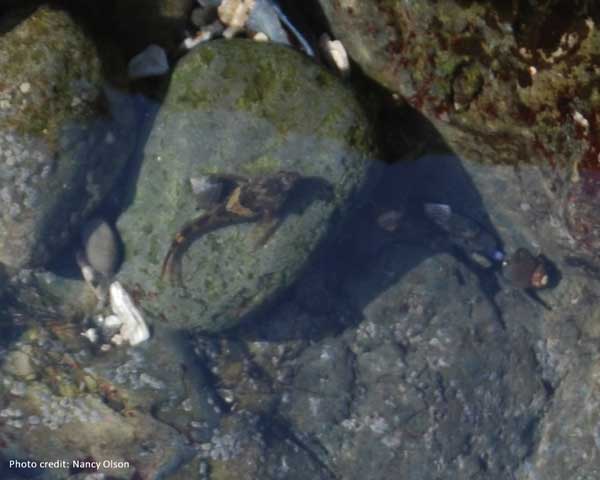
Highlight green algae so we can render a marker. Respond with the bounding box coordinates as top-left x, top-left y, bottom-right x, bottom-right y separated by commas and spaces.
0, 7, 102, 149
240, 154, 281, 175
